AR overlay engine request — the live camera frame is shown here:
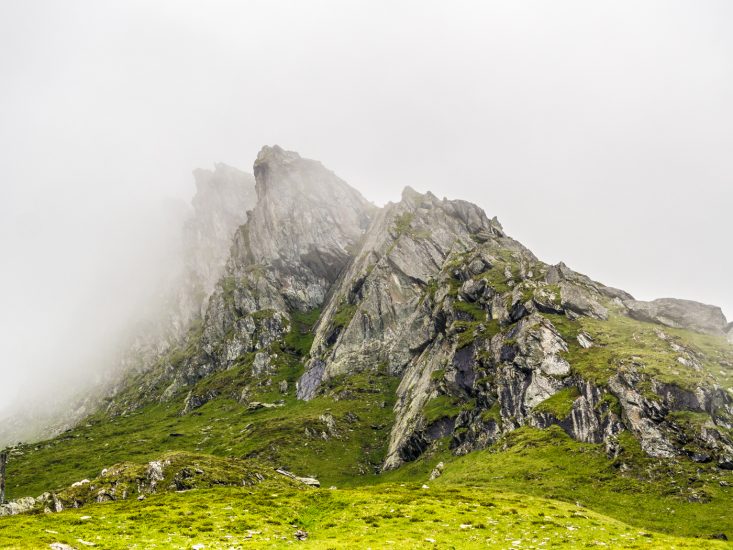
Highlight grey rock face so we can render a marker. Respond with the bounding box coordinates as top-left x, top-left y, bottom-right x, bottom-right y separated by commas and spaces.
0, 496, 37, 516
245, 145, 373, 276
159, 146, 375, 405
297, 186, 509, 400
625, 298, 728, 335
201, 145, 373, 359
